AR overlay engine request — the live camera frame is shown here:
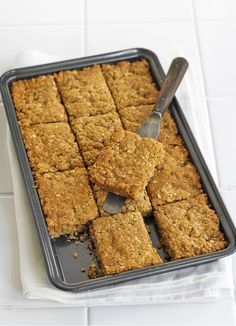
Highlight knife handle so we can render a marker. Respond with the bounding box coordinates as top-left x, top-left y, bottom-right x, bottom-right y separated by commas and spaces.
153, 57, 189, 116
